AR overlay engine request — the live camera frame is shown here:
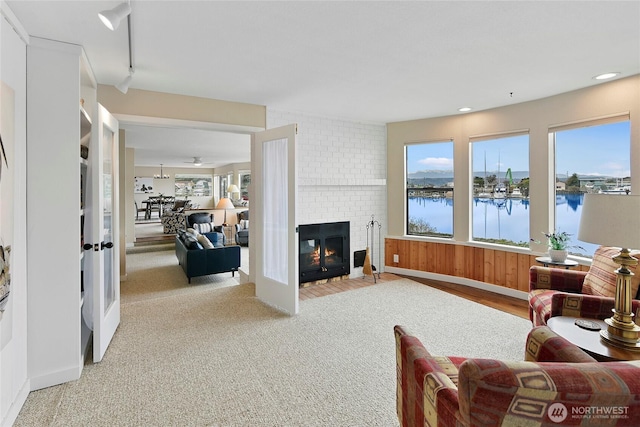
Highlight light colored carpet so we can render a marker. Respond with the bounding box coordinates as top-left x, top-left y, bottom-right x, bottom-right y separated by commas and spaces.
133, 221, 163, 239
14, 253, 532, 426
